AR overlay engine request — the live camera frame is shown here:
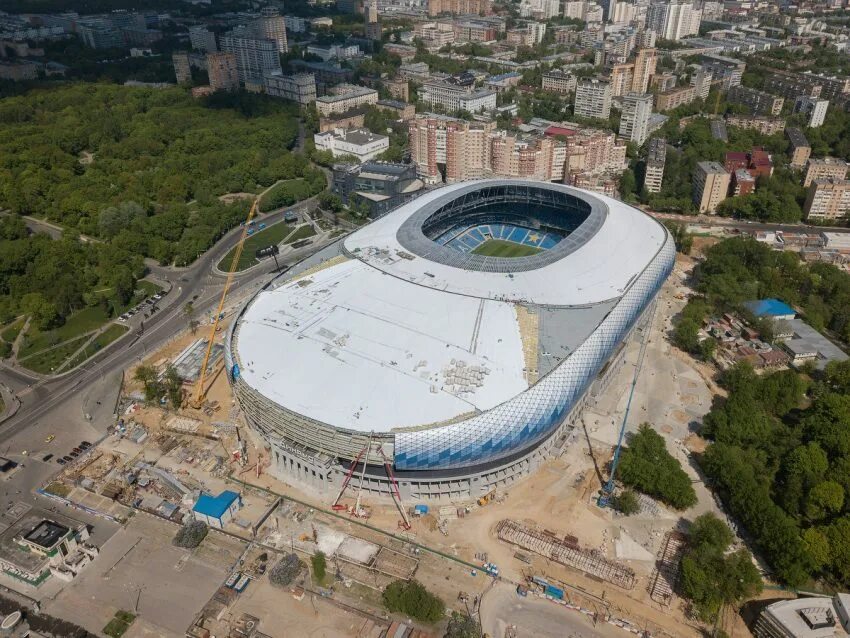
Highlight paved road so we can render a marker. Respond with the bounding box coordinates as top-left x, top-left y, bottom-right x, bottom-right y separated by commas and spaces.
480, 582, 624, 638
648, 211, 850, 235
0, 206, 332, 445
